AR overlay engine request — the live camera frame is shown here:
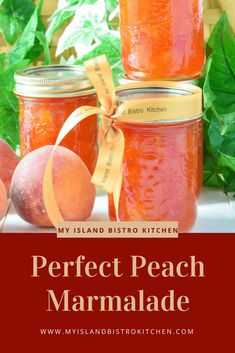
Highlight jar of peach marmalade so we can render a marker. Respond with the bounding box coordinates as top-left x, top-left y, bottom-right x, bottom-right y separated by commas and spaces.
109, 82, 203, 232
14, 65, 98, 174
120, 0, 204, 80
